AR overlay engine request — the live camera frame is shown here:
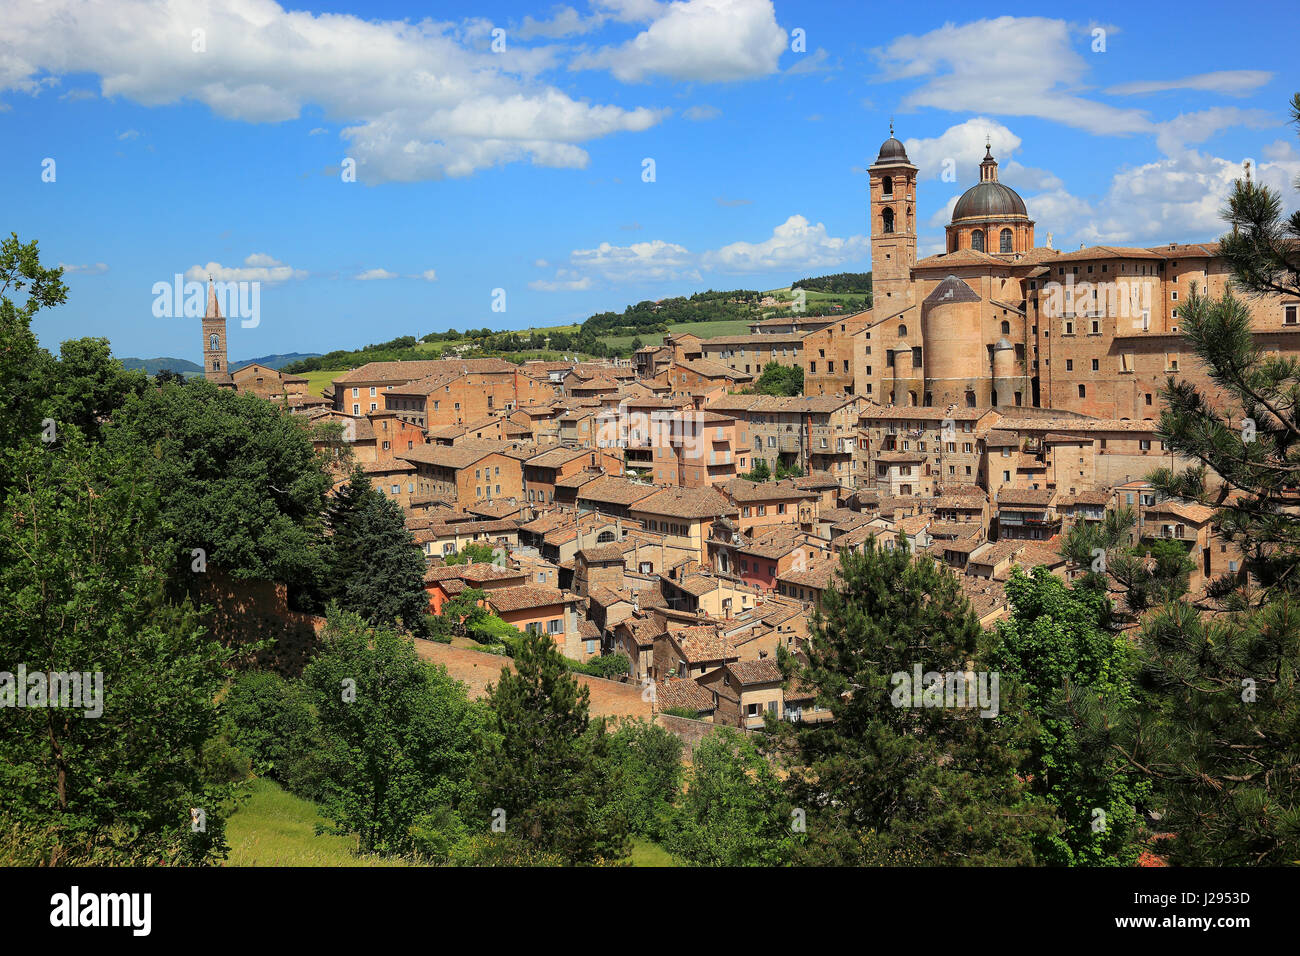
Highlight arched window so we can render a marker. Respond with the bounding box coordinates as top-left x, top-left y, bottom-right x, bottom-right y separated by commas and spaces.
882, 208, 895, 233
209, 333, 219, 351
898, 324, 907, 337
596, 530, 615, 543
965, 389, 976, 408
971, 229, 984, 252
882, 176, 893, 196
907, 391, 917, 406
1001, 320, 1010, 334
1000, 228, 1013, 253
